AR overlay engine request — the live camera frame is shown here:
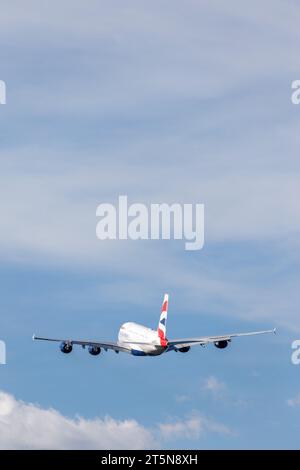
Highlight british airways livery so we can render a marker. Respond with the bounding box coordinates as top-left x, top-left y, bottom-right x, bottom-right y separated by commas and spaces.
33, 294, 276, 357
